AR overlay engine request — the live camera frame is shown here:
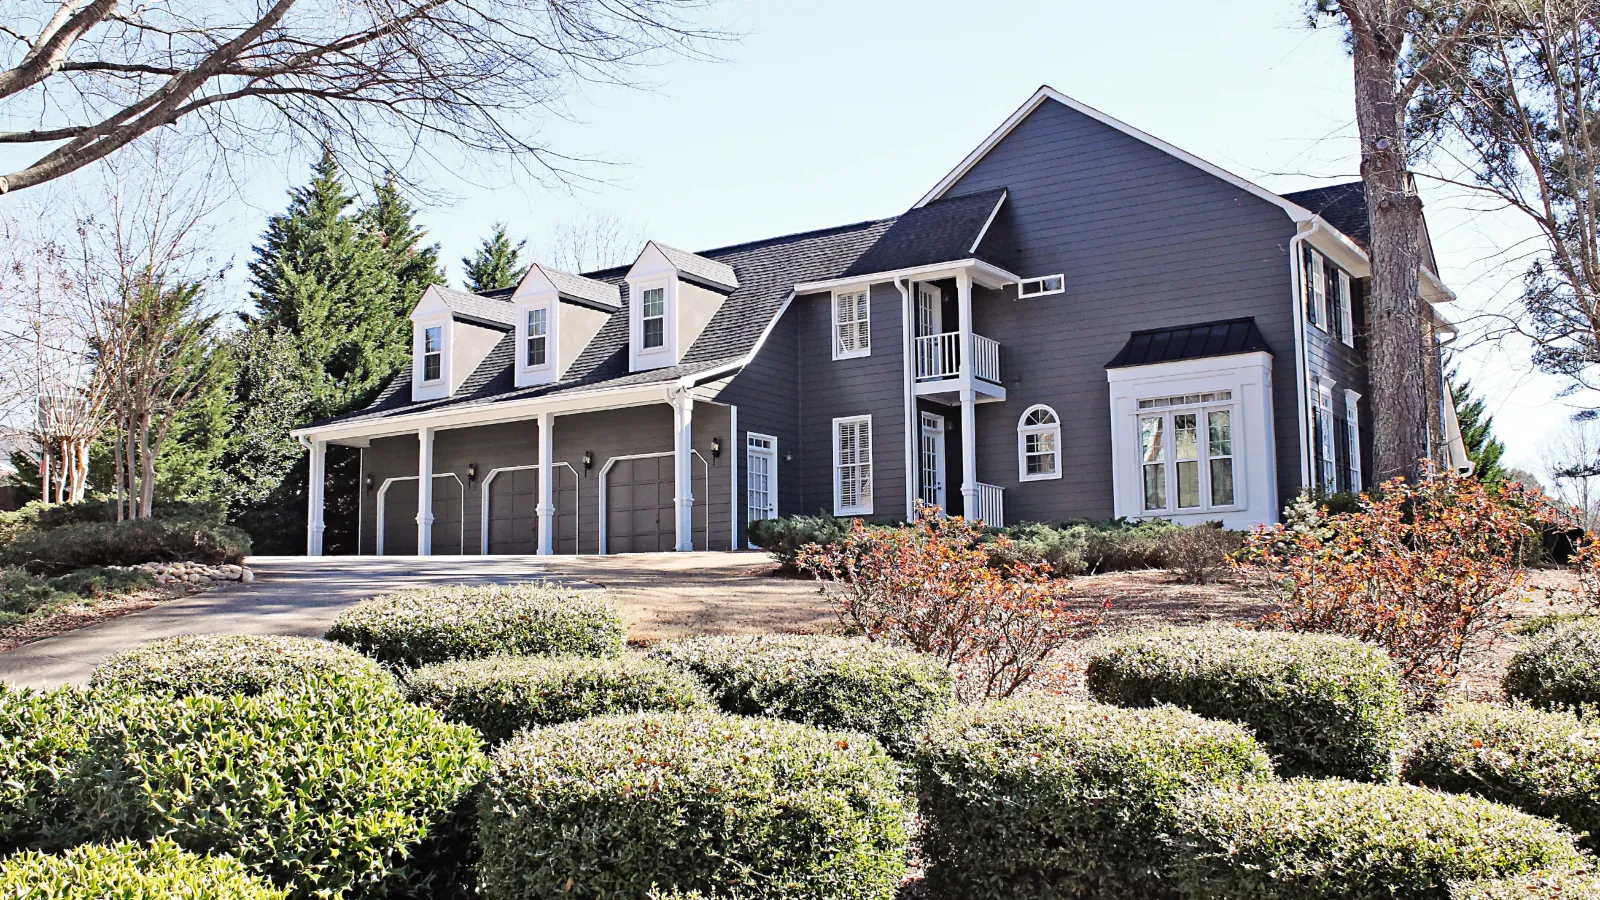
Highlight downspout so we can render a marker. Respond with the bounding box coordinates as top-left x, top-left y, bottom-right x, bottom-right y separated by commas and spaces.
1288, 222, 1314, 493
895, 275, 916, 521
